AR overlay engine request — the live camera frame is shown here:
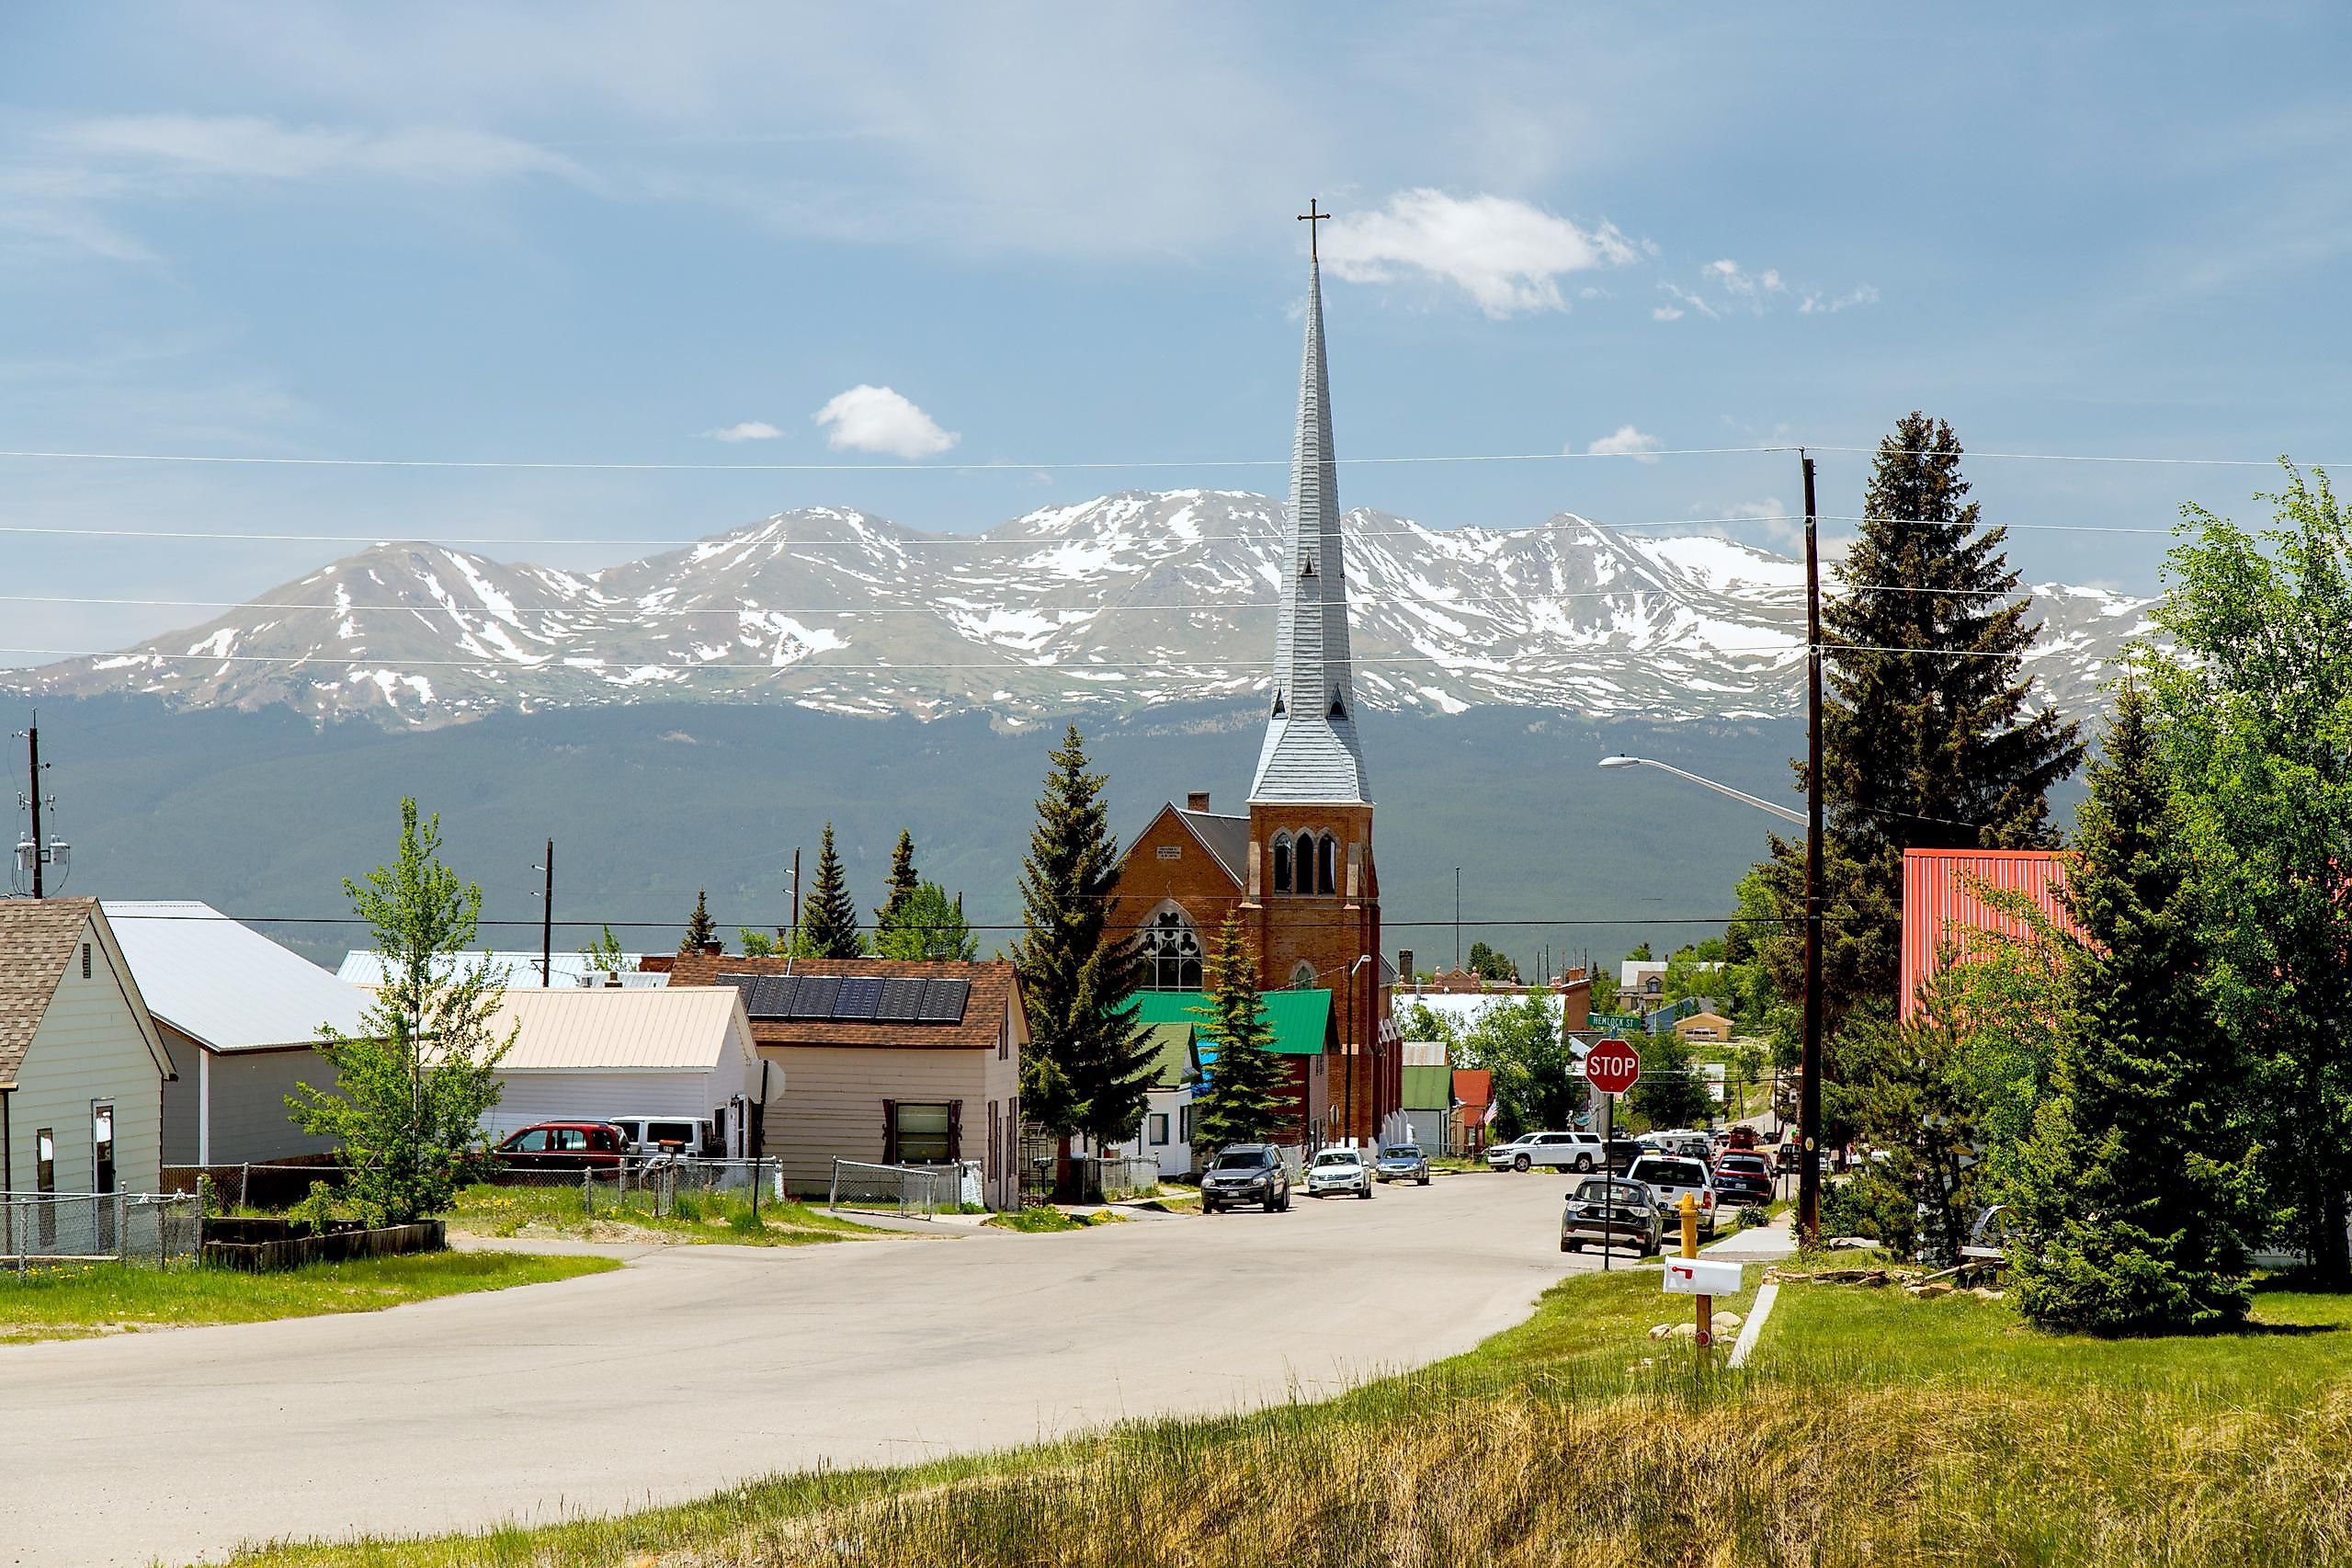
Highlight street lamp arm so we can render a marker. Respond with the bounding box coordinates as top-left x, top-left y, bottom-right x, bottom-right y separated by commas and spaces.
1597, 756, 1805, 825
